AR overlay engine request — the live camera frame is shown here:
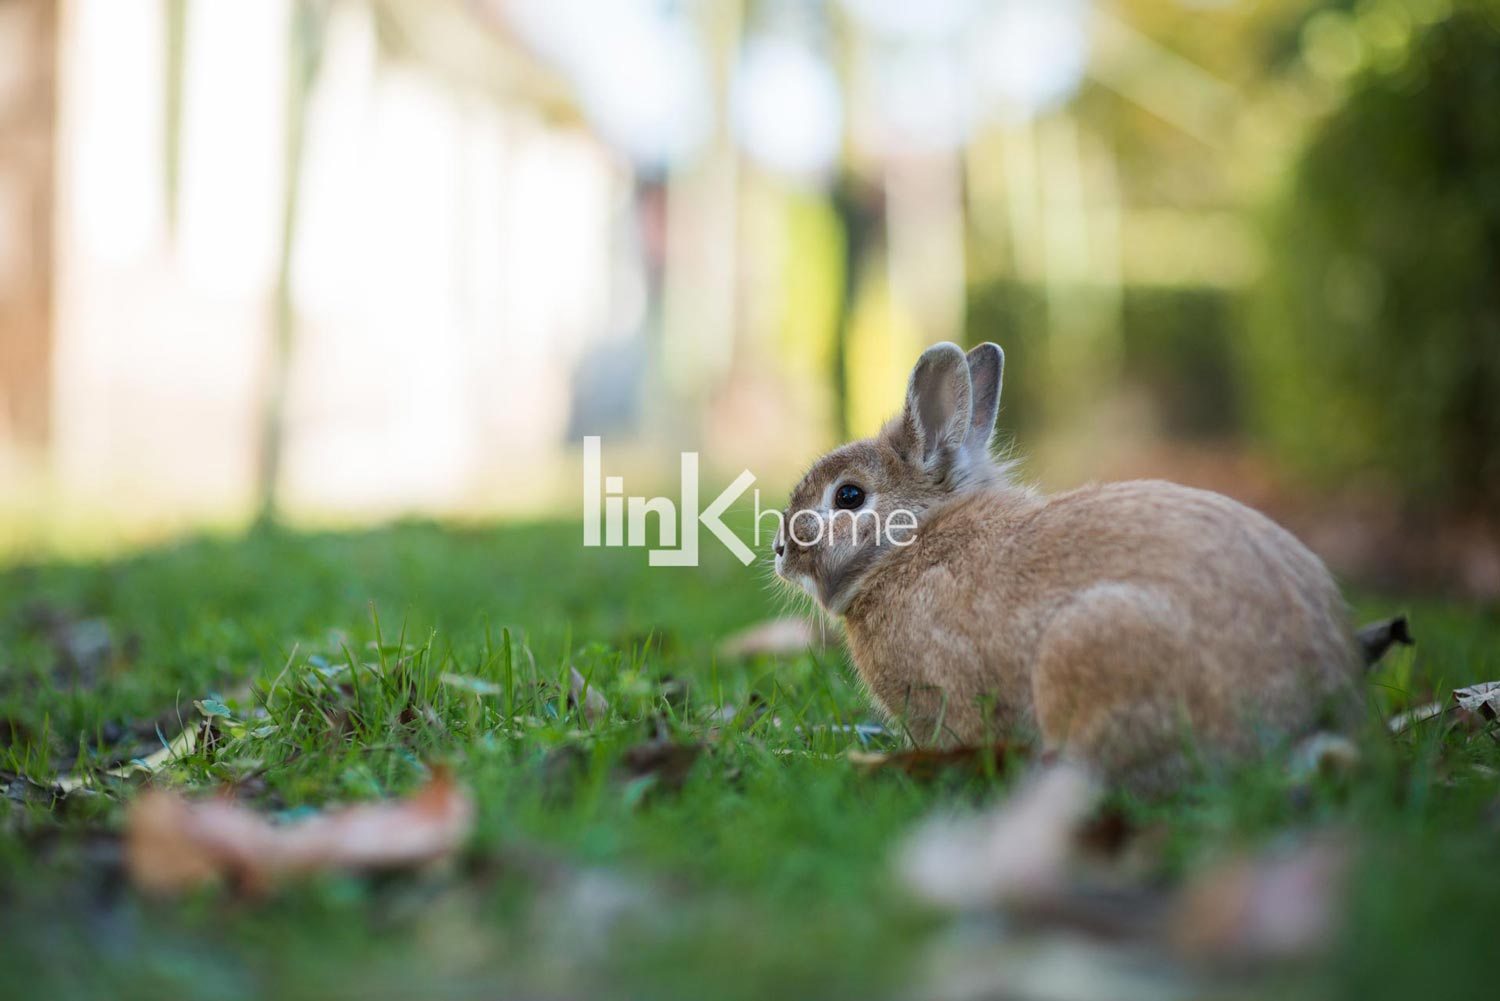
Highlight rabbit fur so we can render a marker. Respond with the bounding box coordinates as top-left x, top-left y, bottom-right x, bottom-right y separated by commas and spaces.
774, 342, 1360, 789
